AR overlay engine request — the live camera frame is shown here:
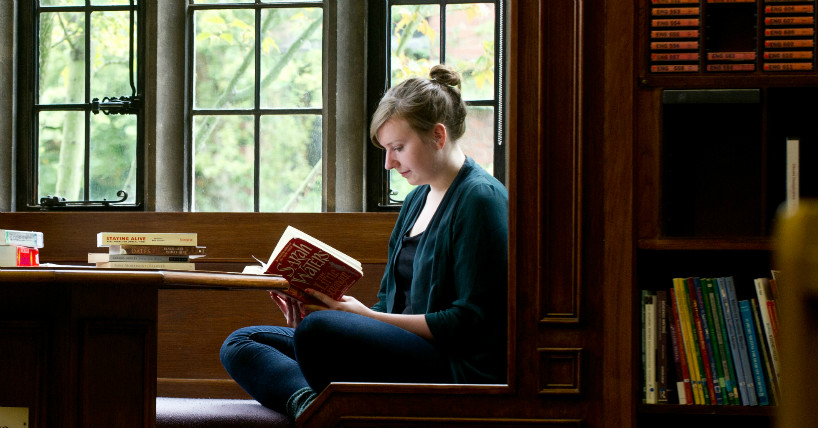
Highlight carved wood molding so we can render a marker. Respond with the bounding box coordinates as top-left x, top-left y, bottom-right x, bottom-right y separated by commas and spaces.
537, 348, 582, 394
